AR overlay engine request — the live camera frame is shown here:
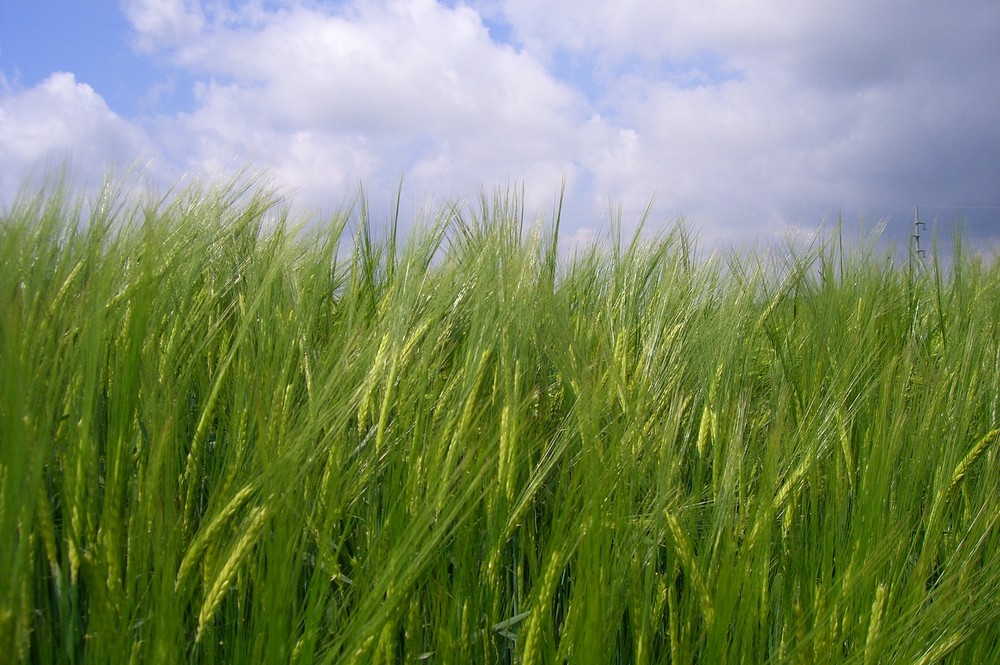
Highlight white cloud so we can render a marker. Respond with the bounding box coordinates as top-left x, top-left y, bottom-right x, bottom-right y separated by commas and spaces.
0, 72, 155, 204
127, 0, 599, 220
123, 0, 205, 53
